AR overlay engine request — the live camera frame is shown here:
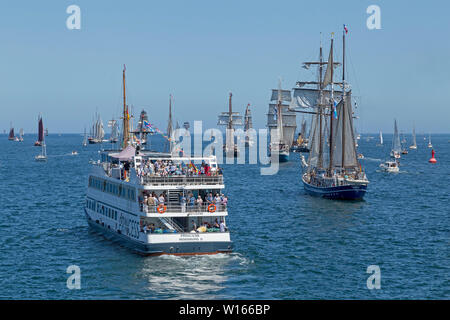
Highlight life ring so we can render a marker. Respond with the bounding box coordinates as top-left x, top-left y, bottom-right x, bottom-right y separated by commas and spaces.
157, 204, 167, 214
208, 203, 216, 213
